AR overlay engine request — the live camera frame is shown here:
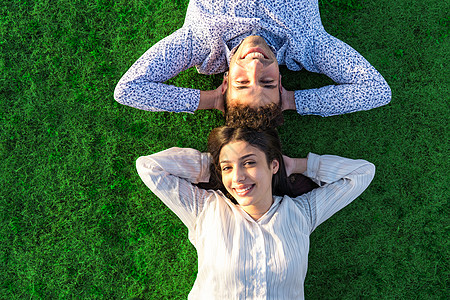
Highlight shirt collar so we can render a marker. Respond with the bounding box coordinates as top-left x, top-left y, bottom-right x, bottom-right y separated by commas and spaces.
234, 195, 283, 223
